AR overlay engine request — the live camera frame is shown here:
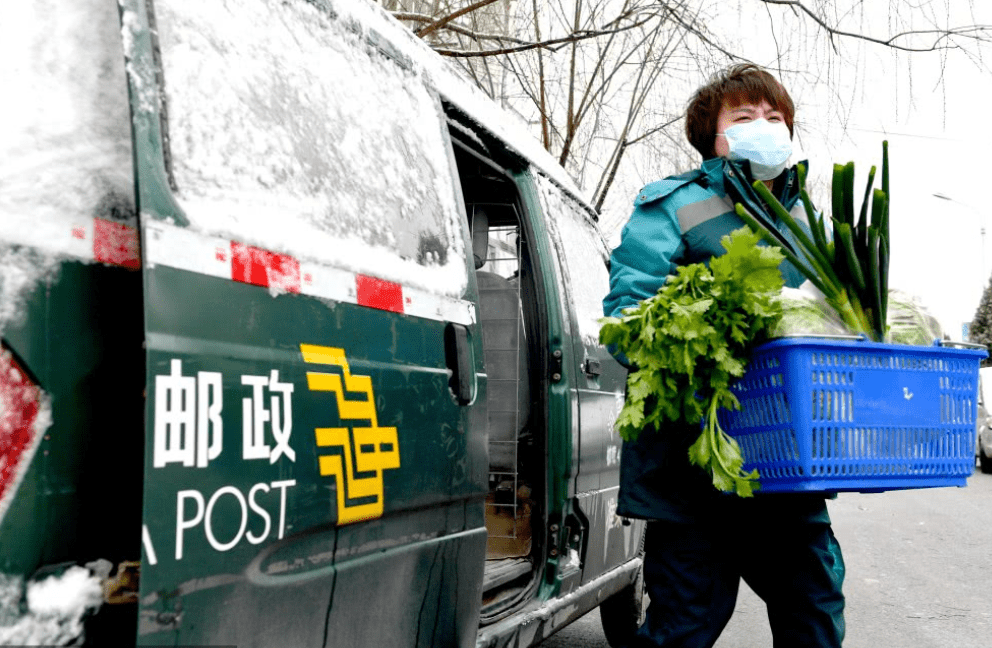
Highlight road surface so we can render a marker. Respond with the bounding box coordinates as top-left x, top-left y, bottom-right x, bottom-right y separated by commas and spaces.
538, 468, 992, 647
